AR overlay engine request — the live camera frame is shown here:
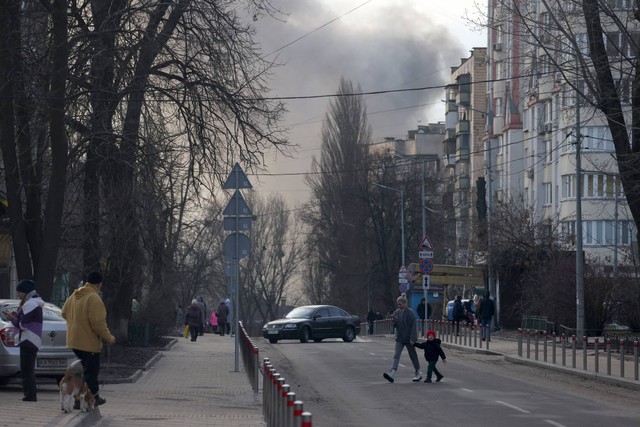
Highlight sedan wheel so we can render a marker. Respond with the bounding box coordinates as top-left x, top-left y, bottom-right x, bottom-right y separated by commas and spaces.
268, 337, 278, 344
313, 338, 323, 343
299, 327, 311, 343
342, 326, 355, 342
